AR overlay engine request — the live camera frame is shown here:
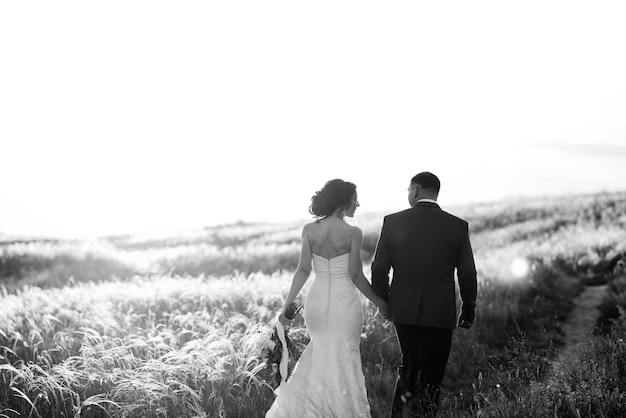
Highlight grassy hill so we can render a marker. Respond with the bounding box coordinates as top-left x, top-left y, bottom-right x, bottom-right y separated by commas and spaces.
1, 191, 626, 417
